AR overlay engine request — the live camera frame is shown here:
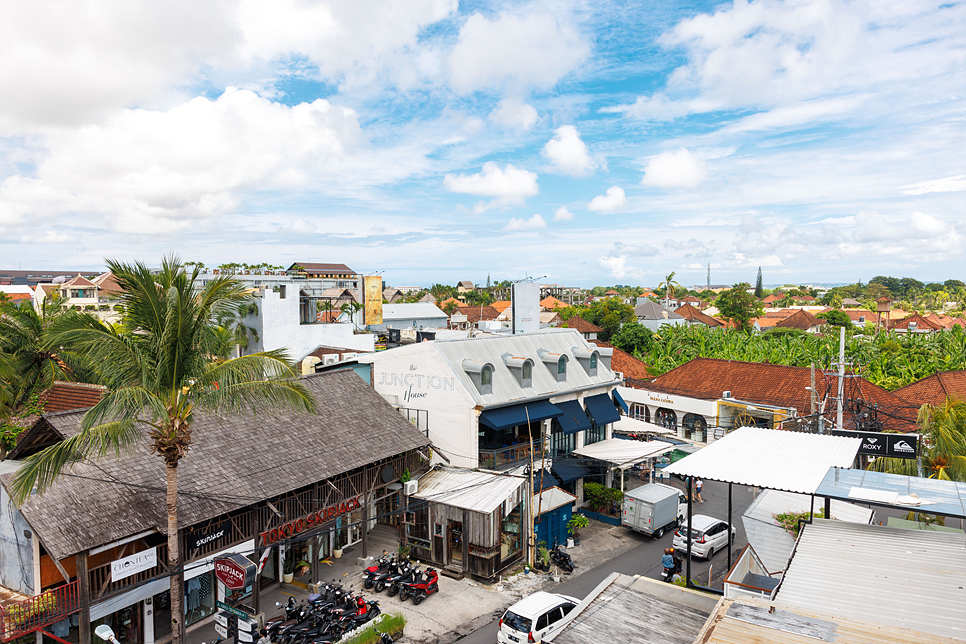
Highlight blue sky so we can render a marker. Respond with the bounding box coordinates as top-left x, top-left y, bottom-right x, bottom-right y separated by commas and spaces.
0, 0, 963, 288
